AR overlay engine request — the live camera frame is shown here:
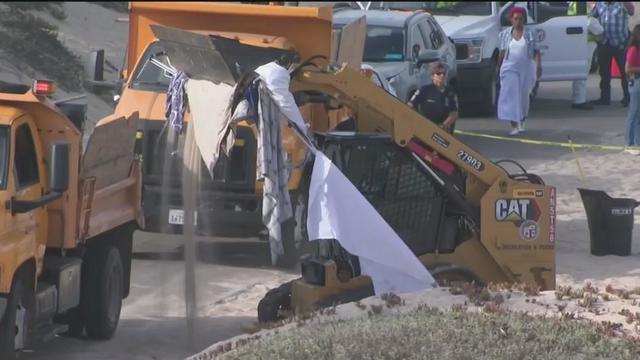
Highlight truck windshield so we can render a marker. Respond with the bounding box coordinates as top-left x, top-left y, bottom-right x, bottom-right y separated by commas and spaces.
130, 42, 175, 91
372, 2, 492, 16
334, 25, 405, 62
0, 126, 8, 190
